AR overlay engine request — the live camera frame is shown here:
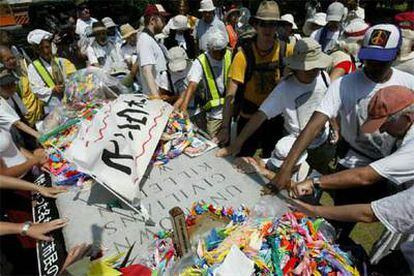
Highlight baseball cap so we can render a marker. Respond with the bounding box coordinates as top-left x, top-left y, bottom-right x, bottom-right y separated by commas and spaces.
144, 4, 169, 17
101, 17, 117, 29
394, 11, 414, 30
168, 47, 189, 72
361, 86, 414, 133
358, 24, 402, 62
